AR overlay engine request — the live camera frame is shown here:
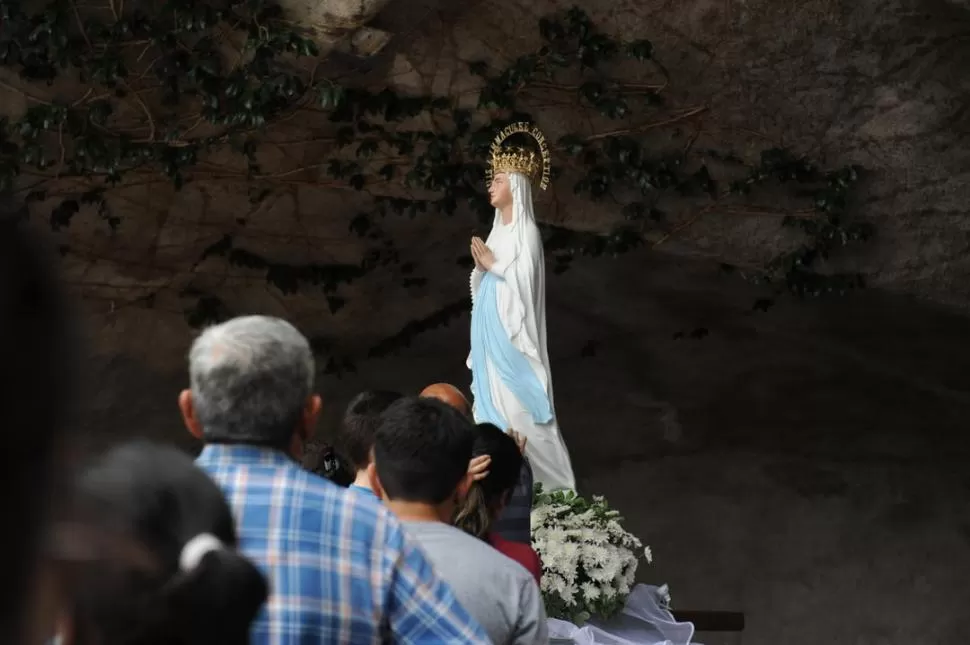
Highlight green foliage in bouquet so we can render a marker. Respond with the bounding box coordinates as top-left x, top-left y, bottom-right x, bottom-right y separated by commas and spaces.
532, 484, 651, 624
